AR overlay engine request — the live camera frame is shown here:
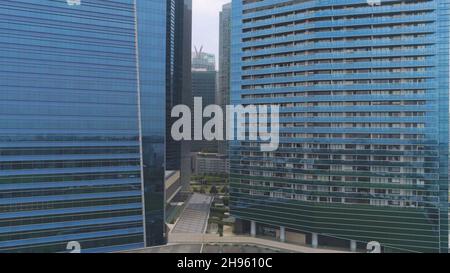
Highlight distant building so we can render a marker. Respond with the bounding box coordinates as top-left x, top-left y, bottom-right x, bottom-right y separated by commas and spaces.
192, 46, 216, 71
192, 153, 229, 175
192, 48, 218, 153
217, 3, 232, 155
